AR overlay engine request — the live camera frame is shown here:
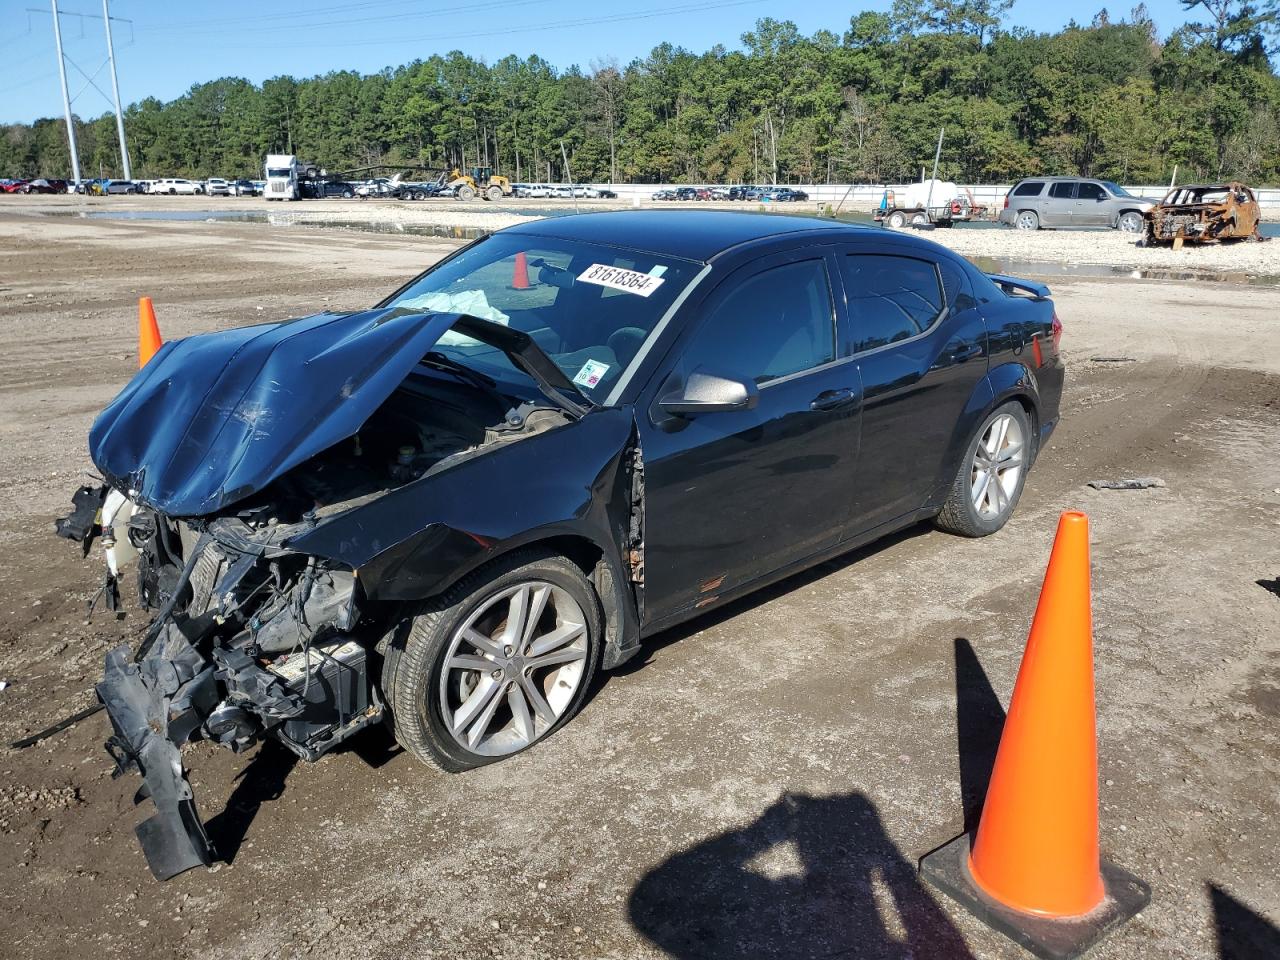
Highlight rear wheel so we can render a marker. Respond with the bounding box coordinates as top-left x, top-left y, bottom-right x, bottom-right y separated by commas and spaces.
1117, 211, 1144, 233
457, 184, 476, 201
886, 210, 907, 229
1014, 210, 1039, 230
382, 551, 603, 772
486, 185, 503, 201
935, 402, 1031, 537
910, 212, 928, 226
